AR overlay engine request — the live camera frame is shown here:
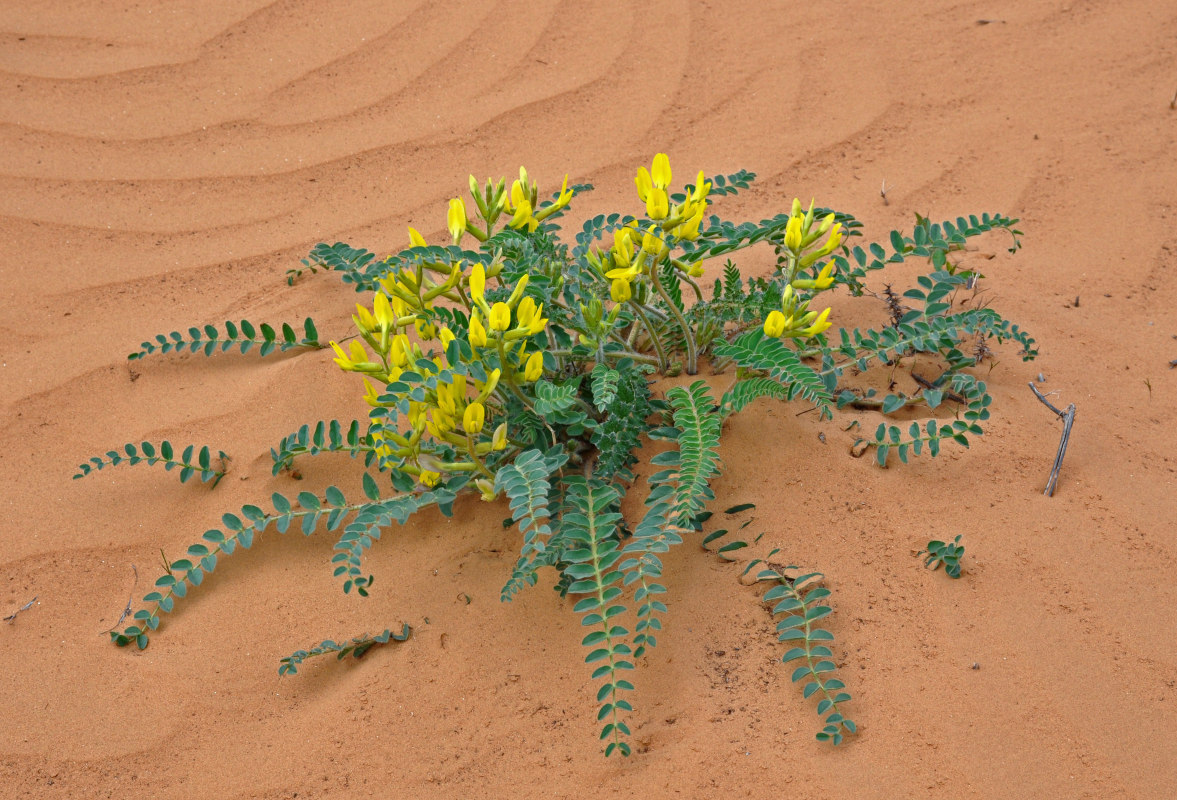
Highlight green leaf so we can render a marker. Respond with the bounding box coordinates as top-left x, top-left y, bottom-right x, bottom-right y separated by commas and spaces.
362, 472, 380, 501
